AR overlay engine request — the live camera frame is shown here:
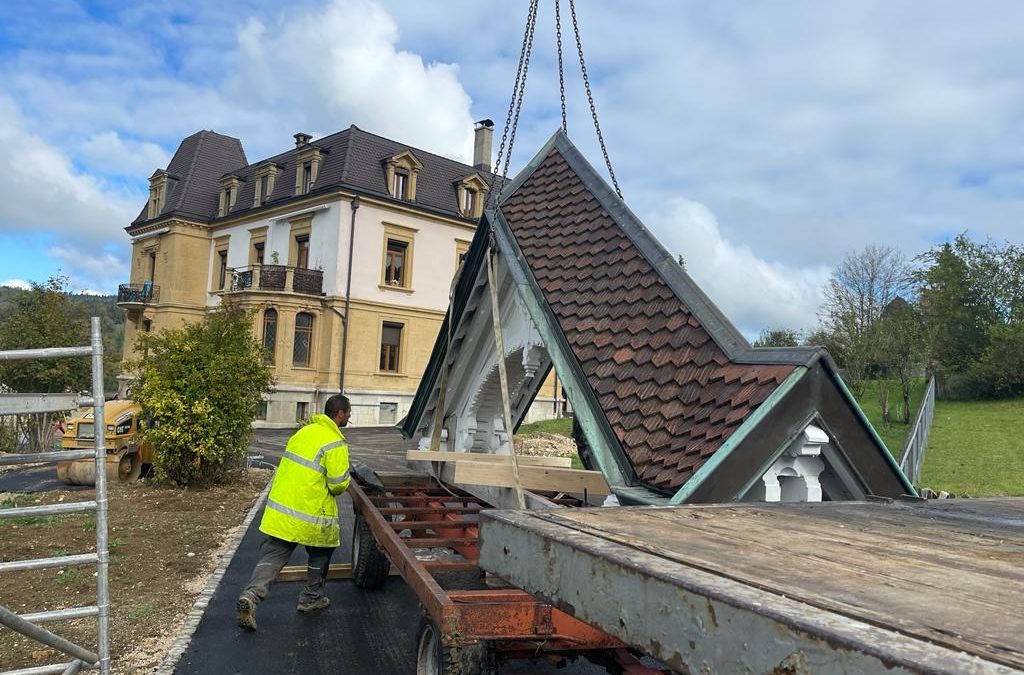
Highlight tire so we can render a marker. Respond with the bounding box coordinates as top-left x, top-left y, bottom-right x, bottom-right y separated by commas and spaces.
117, 450, 143, 482
351, 511, 390, 589
416, 615, 496, 675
